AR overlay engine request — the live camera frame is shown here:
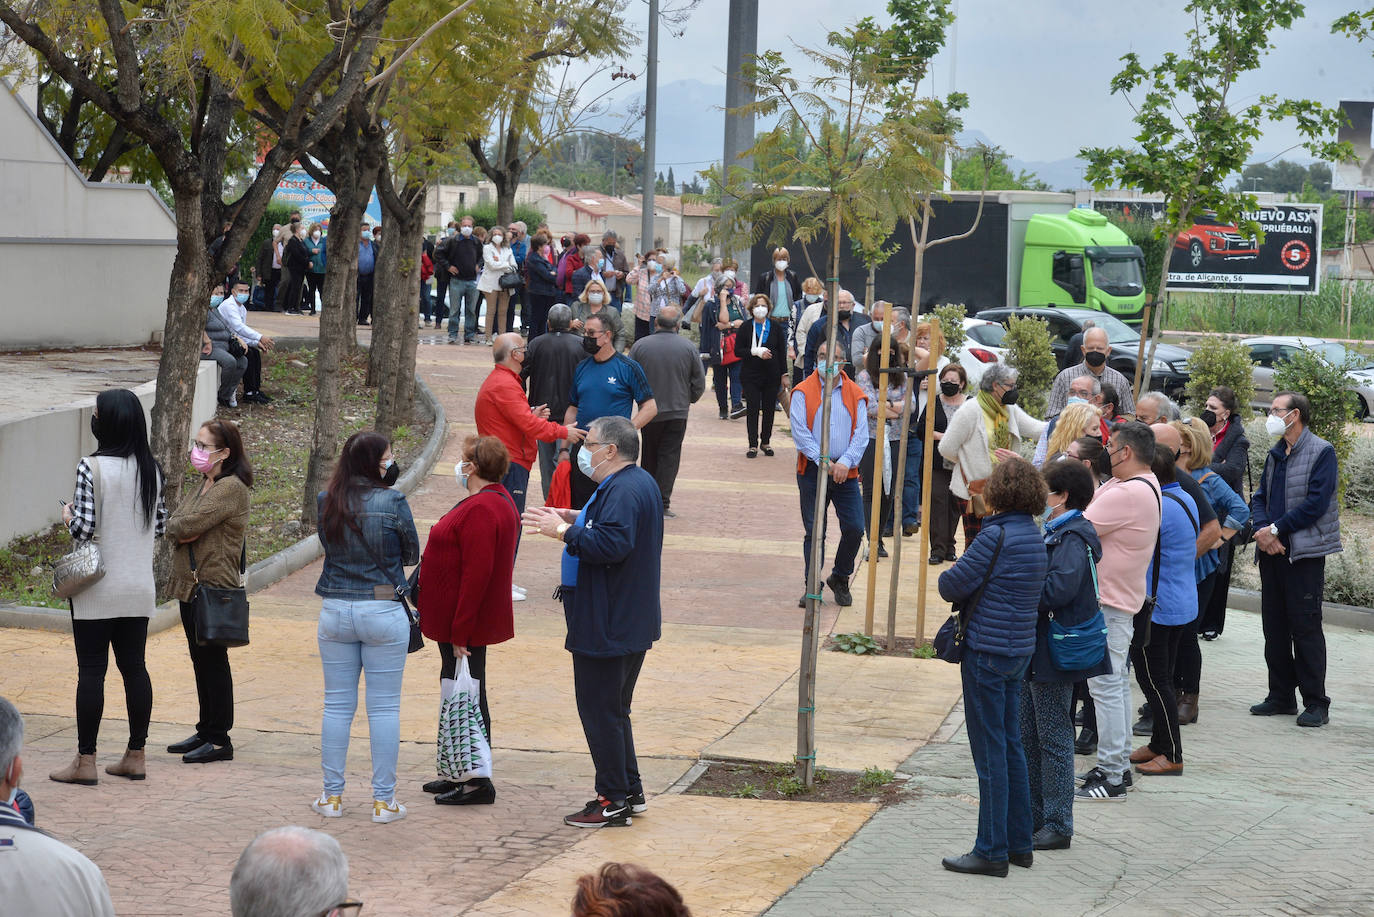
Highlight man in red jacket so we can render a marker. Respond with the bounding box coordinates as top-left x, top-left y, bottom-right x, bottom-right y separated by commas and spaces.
476, 331, 586, 517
